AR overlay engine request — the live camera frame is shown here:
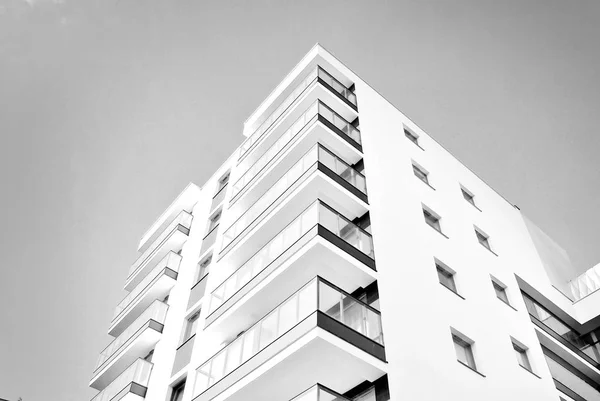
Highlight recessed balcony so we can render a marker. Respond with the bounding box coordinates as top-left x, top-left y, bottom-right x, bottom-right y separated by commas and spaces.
125, 211, 192, 291
193, 277, 385, 401
238, 67, 358, 170
230, 100, 362, 216
90, 301, 168, 390
206, 200, 376, 344
108, 252, 181, 336
90, 358, 153, 401
219, 144, 368, 269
